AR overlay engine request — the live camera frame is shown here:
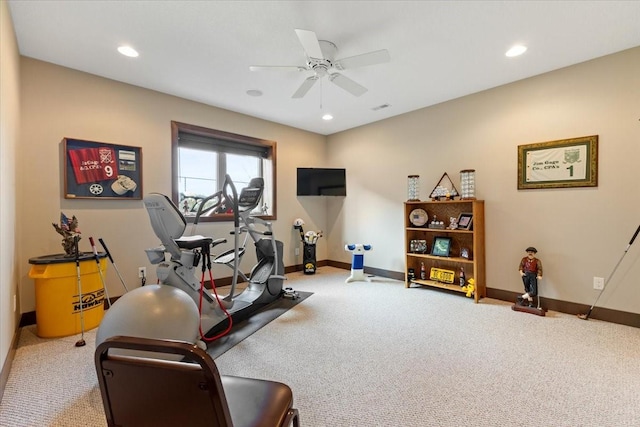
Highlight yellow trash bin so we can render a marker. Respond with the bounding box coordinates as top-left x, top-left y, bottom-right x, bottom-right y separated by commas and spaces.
29, 253, 107, 338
